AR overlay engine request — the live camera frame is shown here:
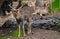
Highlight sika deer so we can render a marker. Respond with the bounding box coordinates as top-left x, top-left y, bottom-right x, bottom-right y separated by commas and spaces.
8, 0, 37, 36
